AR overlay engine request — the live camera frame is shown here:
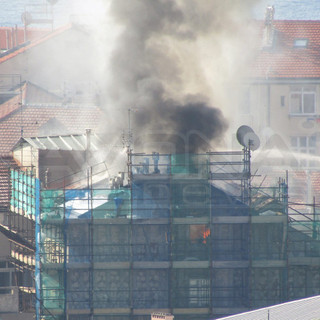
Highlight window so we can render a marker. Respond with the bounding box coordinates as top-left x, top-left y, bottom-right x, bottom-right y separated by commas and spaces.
294, 39, 308, 48
0, 272, 10, 287
189, 278, 210, 307
291, 136, 316, 154
290, 86, 316, 115
291, 135, 317, 167
189, 225, 210, 244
